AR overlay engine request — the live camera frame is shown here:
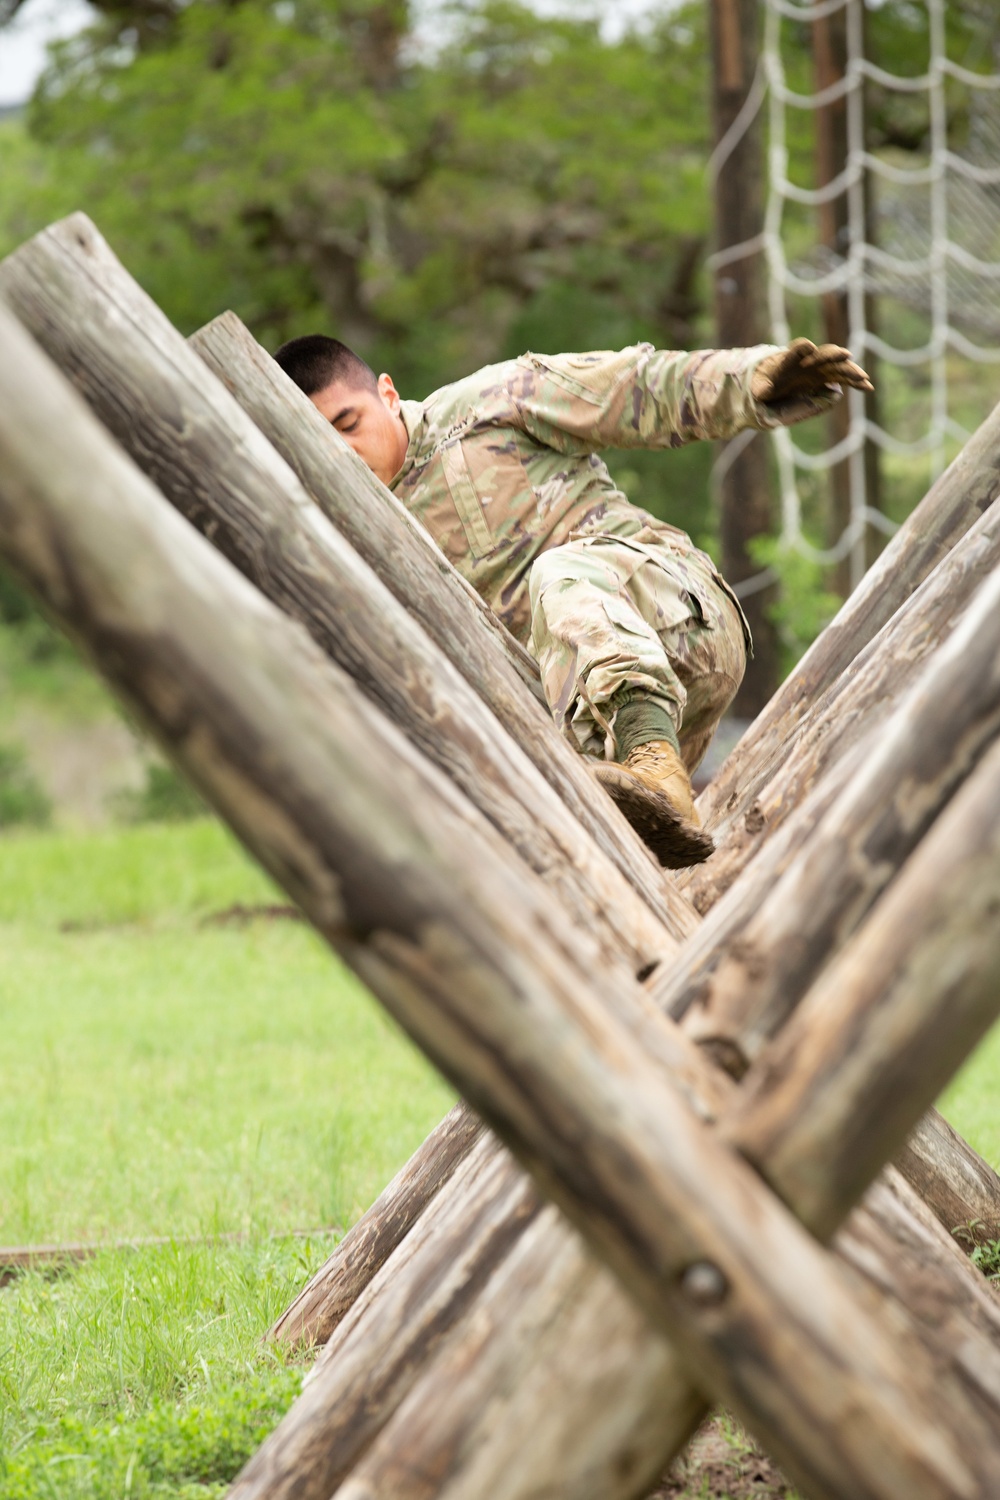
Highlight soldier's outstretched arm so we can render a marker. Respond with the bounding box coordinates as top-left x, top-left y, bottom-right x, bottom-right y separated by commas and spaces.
508, 339, 873, 453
